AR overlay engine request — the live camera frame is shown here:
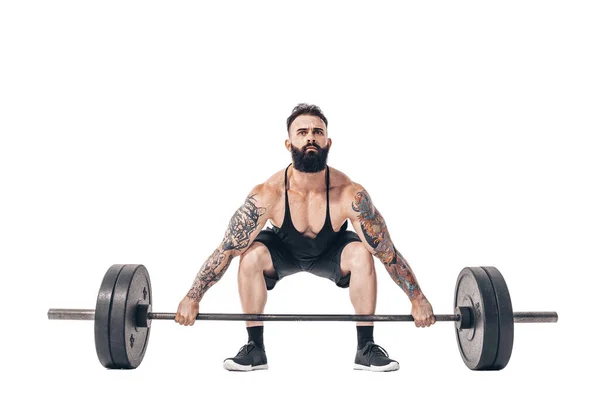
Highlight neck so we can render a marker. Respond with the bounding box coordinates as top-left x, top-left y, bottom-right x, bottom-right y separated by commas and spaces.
288, 165, 327, 192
